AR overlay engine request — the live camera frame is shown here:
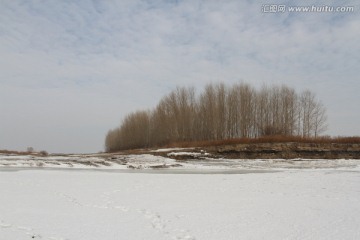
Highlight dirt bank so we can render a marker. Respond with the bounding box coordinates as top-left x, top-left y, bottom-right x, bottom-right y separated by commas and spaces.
204, 142, 360, 159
